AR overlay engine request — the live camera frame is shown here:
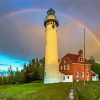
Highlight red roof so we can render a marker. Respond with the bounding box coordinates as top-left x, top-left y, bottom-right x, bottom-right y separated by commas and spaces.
91, 71, 97, 76
63, 53, 90, 64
